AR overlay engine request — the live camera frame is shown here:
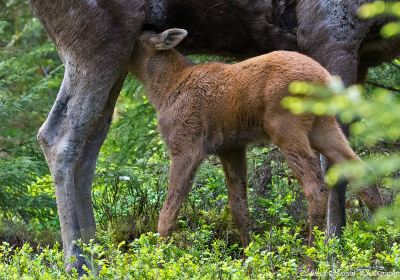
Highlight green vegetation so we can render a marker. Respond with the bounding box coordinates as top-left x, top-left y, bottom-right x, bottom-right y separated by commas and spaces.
1, 225, 400, 279
0, 0, 400, 279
